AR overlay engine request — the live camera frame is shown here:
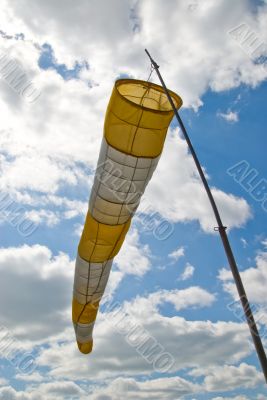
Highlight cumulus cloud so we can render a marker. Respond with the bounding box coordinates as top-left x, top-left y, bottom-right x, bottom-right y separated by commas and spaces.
0, 267, 255, 396
24, 209, 60, 227
217, 110, 239, 122
179, 262, 195, 281
218, 250, 267, 344
240, 238, 248, 248
218, 251, 267, 305
0, 244, 73, 341
211, 396, 249, 400
0, 233, 153, 342
0, 373, 263, 400
114, 228, 151, 277
125, 286, 216, 314
142, 130, 251, 232
35, 290, 250, 381
0, 375, 212, 400
89, 376, 200, 400
190, 363, 264, 391
2, 0, 267, 106
0, 25, 253, 235
0, 381, 87, 400
0, 379, 8, 387
168, 246, 185, 262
